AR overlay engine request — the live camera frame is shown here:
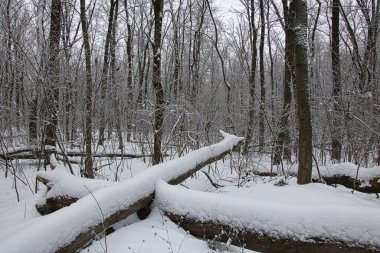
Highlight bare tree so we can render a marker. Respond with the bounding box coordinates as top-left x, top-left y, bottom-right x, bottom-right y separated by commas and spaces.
98, 0, 117, 147
258, 0, 266, 152
124, 0, 134, 142
293, 0, 312, 184
273, 0, 294, 165
243, 0, 258, 155
80, 0, 94, 178
152, 0, 165, 165
331, 0, 342, 162
44, 0, 61, 165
